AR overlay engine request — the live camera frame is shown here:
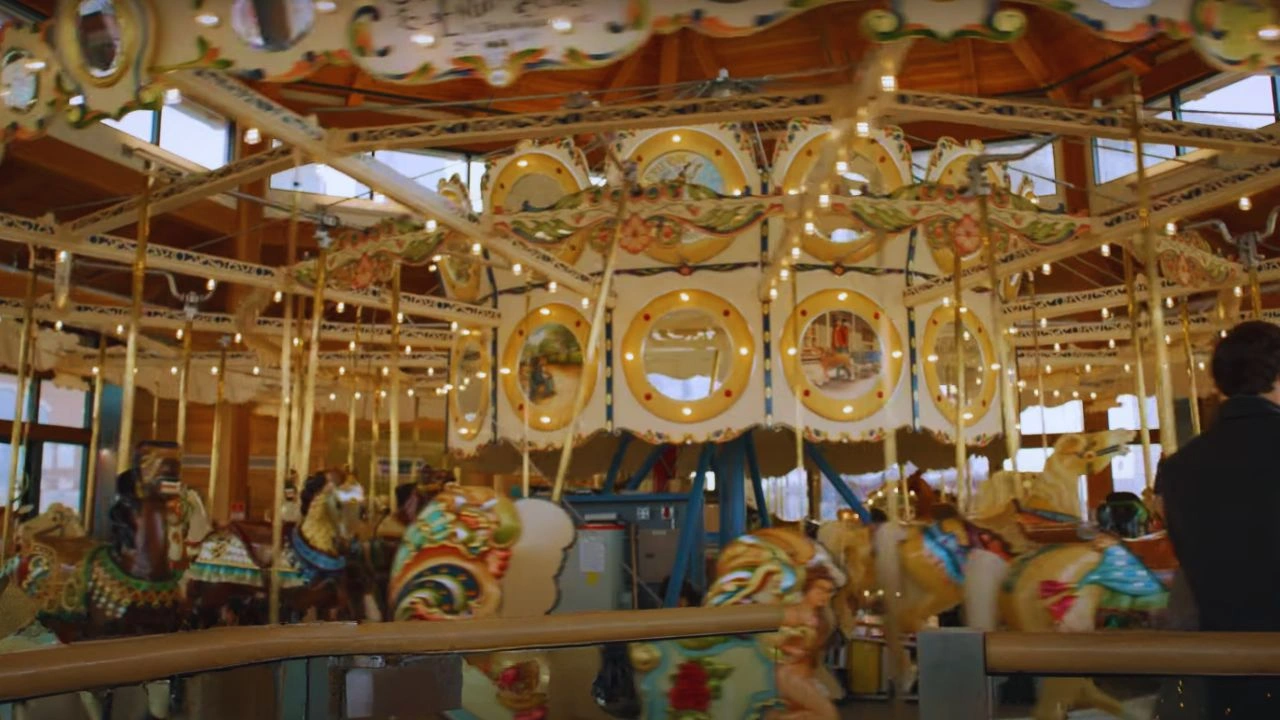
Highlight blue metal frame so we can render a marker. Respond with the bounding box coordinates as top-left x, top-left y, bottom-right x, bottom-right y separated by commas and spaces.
602, 432, 634, 494
804, 440, 870, 522
623, 443, 670, 492
717, 436, 747, 546
744, 432, 770, 528
663, 444, 714, 608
